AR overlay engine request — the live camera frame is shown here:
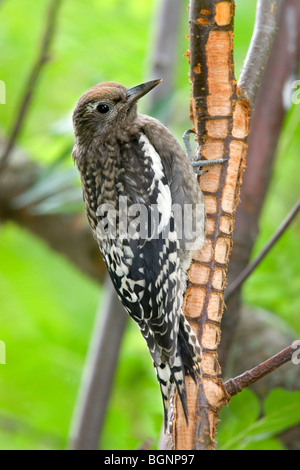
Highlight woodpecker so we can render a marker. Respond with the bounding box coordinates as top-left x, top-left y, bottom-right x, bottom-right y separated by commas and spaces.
72, 79, 224, 427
